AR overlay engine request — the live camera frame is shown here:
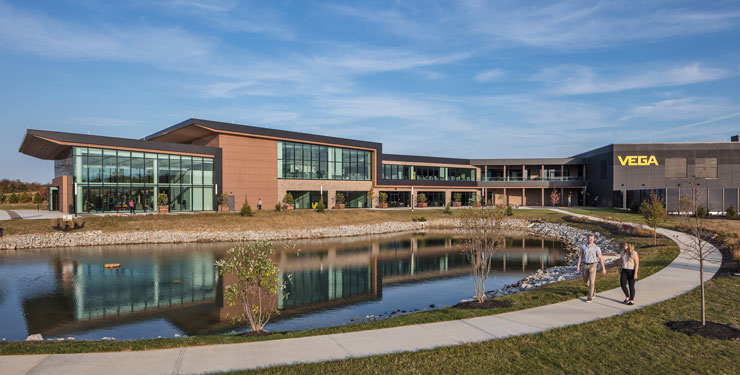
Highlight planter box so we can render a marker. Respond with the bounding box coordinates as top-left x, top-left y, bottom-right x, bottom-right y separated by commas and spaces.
158, 206, 169, 213
472, 203, 482, 208
417, 202, 428, 208
285, 204, 294, 210
220, 205, 230, 212
453, 202, 462, 207
379, 203, 388, 208
335, 203, 345, 209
